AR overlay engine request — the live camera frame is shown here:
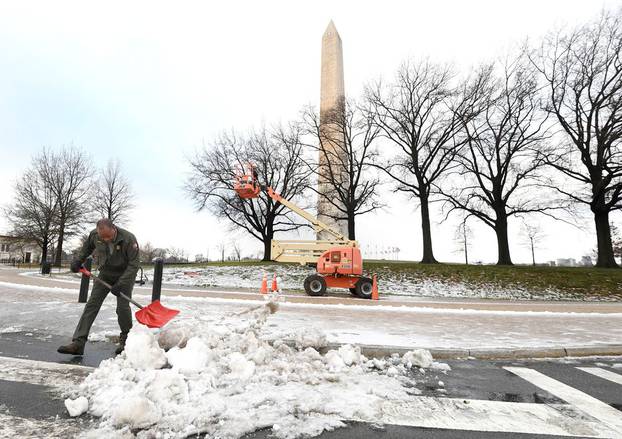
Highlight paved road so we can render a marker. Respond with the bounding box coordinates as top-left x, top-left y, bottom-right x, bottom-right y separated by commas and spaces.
2, 266, 622, 356
1, 331, 621, 438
